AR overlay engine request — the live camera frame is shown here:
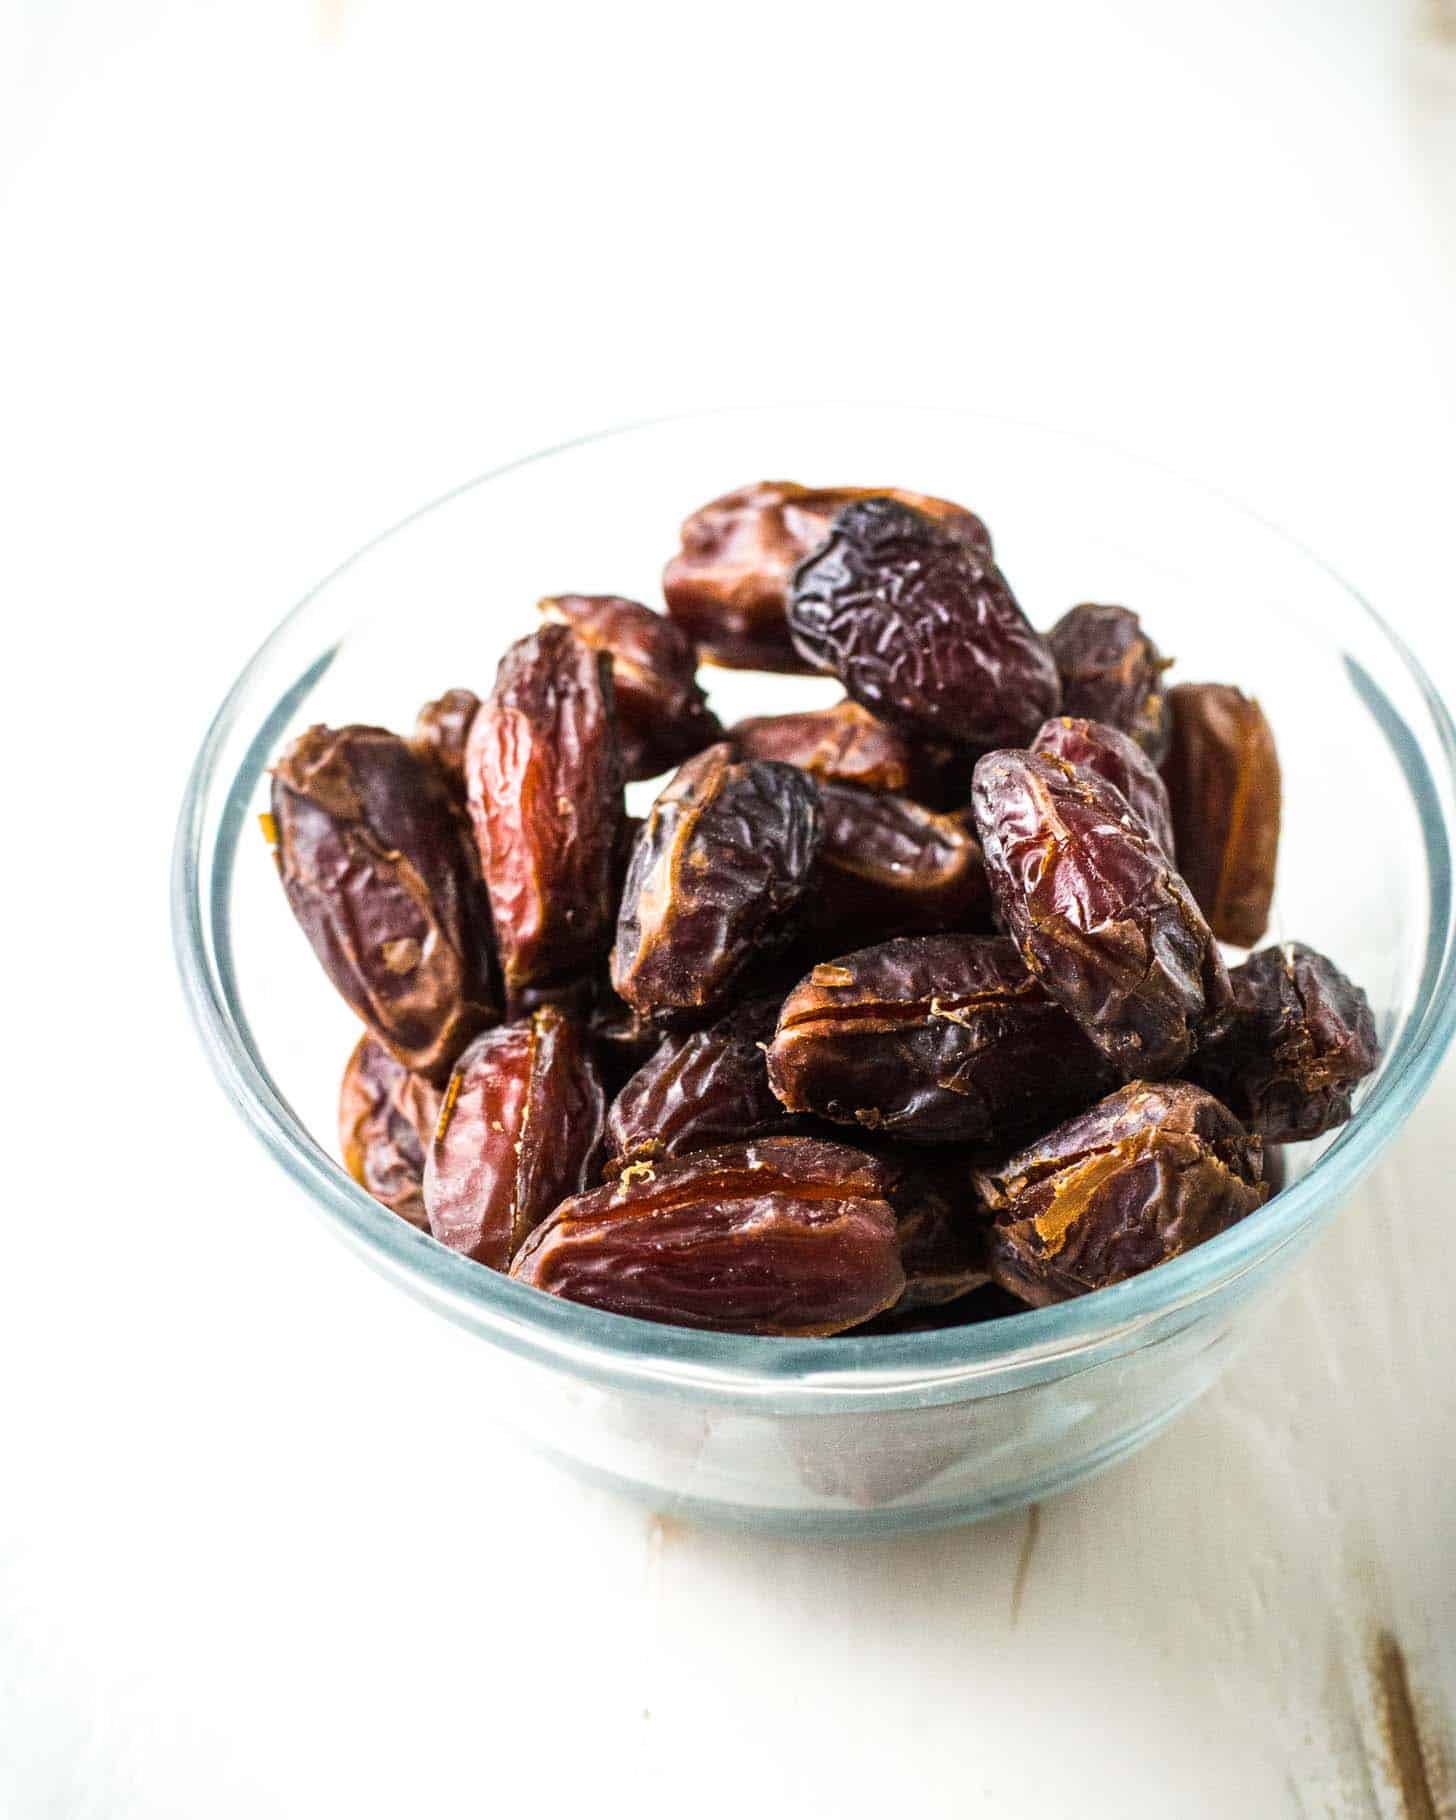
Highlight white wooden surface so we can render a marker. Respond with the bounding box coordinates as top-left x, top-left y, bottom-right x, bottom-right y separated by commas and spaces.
3, 2, 1455, 1814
